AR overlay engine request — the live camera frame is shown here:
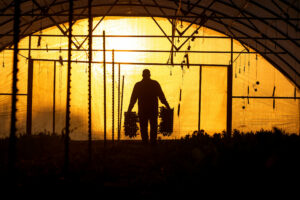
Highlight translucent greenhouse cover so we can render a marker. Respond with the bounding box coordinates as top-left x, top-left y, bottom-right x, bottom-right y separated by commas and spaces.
0, 17, 299, 140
